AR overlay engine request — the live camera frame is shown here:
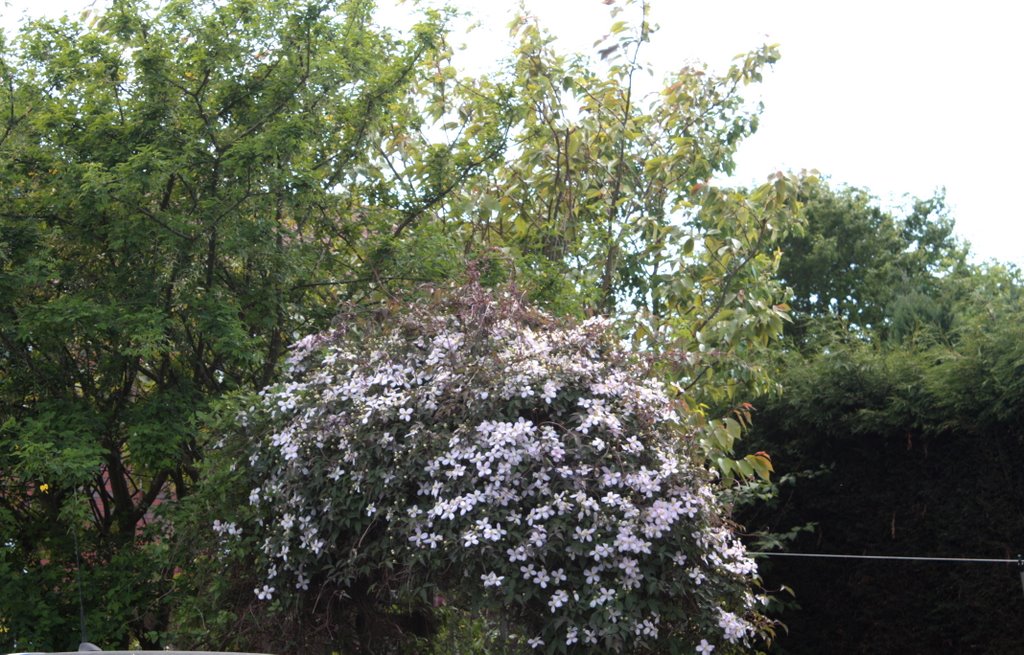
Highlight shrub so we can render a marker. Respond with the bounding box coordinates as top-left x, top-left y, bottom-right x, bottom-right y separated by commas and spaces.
213, 285, 767, 653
